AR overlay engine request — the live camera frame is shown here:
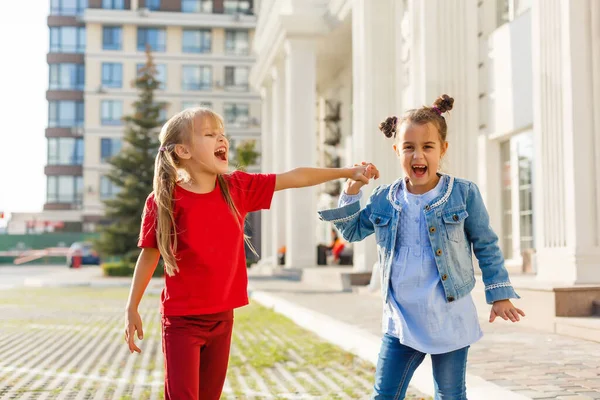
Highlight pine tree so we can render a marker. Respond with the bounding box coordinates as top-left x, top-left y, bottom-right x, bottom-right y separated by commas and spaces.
95, 47, 166, 261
